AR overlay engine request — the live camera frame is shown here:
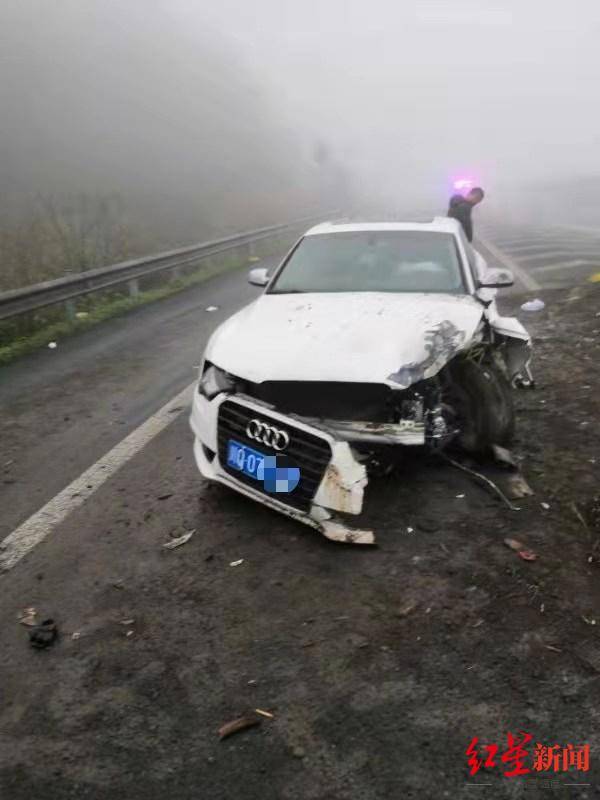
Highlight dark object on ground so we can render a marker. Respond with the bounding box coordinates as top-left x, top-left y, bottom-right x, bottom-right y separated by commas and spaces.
29, 619, 58, 649
218, 713, 261, 740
